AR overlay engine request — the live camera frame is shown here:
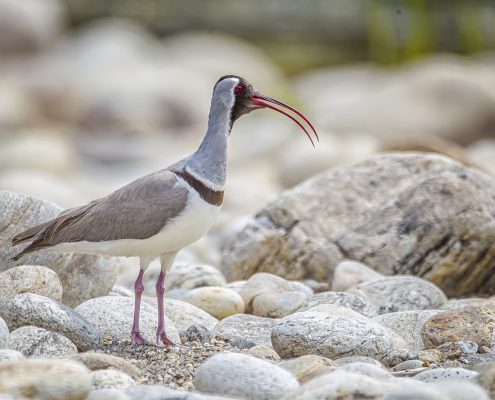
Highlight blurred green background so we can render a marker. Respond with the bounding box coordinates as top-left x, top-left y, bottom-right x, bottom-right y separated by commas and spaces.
65, 0, 495, 73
